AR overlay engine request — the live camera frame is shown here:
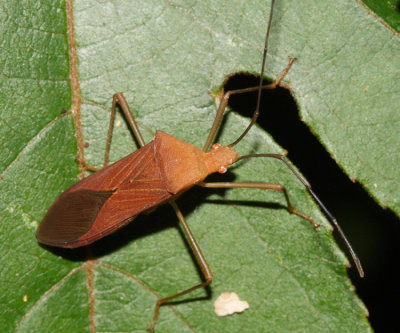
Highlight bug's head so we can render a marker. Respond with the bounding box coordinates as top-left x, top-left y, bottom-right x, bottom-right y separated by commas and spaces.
204, 143, 238, 174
